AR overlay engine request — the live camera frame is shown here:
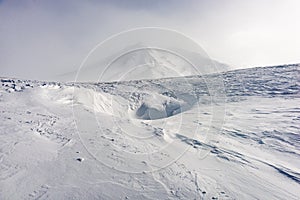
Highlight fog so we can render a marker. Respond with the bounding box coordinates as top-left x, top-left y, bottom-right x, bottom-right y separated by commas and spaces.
0, 0, 299, 80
